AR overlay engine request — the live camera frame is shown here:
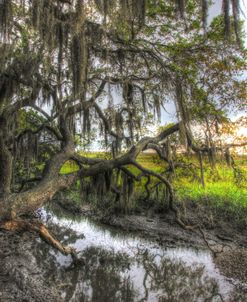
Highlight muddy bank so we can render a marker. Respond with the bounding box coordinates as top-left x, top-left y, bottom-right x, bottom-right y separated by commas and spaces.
55, 199, 247, 250
0, 231, 61, 302
216, 249, 247, 283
